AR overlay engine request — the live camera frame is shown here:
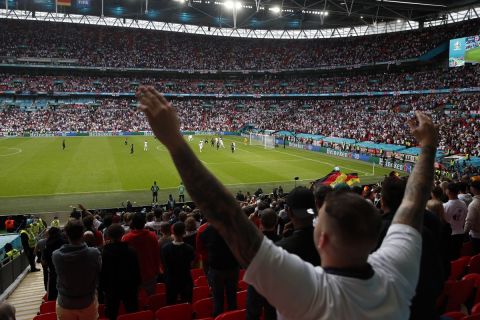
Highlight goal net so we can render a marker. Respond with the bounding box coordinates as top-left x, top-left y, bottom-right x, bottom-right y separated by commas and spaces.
249, 133, 275, 149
